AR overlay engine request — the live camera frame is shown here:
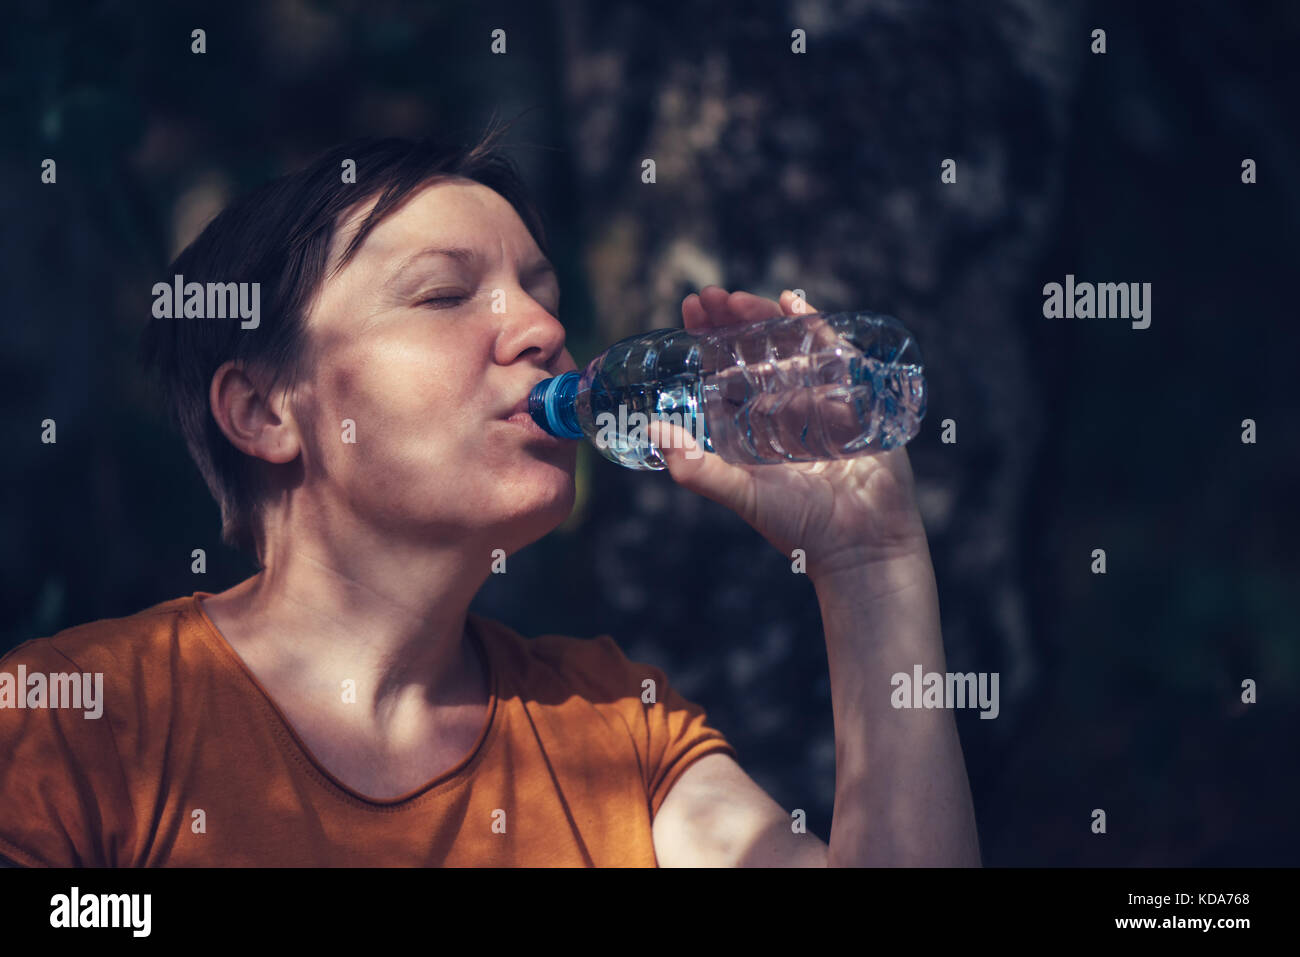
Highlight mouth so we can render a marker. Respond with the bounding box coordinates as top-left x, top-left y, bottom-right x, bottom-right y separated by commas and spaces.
501, 395, 534, 420
499, 383, 567, 444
